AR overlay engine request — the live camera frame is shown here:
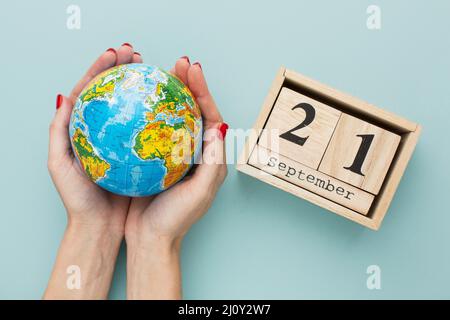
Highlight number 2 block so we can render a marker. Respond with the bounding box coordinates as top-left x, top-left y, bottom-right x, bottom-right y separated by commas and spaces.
319, 114, 401, 195
259, 87, 341, 169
